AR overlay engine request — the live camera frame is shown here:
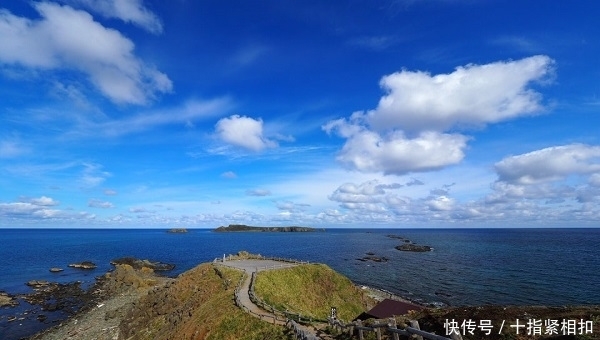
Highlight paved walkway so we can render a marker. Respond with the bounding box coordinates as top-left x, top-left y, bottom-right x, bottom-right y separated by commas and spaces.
219, 260, 298, 325
218, 259, 321, 339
